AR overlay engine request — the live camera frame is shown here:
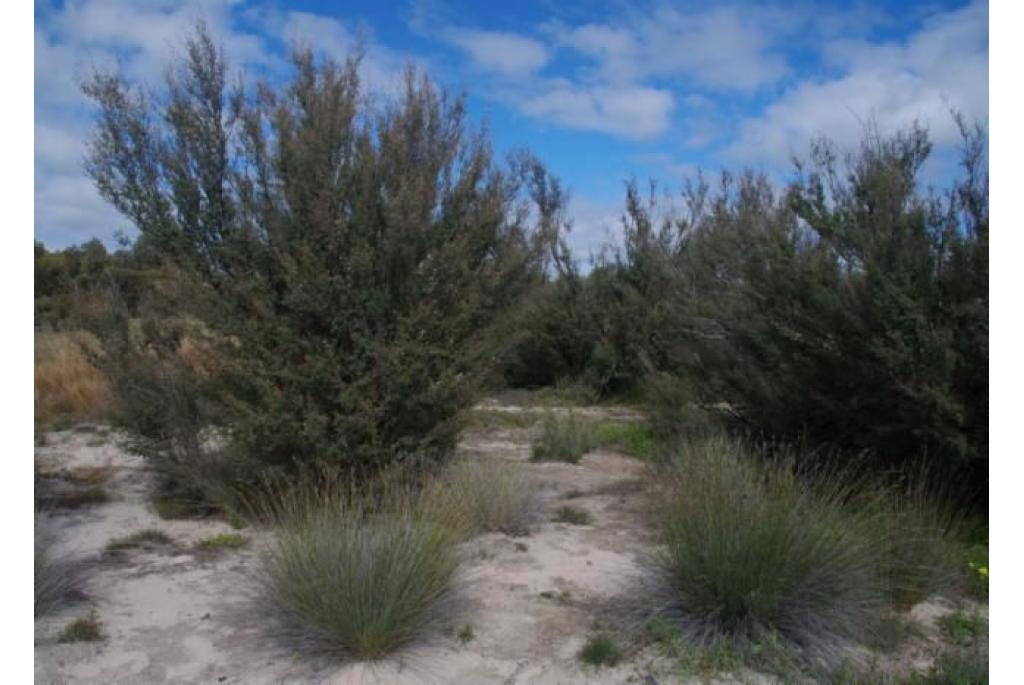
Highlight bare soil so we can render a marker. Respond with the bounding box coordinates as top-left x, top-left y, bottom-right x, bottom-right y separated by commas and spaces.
34, 406, 975, 684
